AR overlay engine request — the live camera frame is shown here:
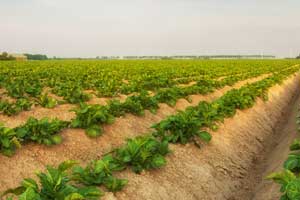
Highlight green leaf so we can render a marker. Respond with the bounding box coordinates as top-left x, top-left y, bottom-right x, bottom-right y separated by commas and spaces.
151, 154, 166, 168
1, 186, 26, 197
58, 160, 78, 172
103, 176, 128, 192
50, 135, 63, 145
22, 178, 39, 190
86, 125, 102, 138
290, 139, 300, 151
197, 131, 212, 142
286, 179, 300, 199
19, 187, 41, 200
